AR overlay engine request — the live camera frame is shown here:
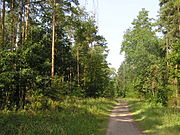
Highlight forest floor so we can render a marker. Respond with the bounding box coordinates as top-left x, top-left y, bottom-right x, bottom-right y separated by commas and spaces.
106, 99, 145, 135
